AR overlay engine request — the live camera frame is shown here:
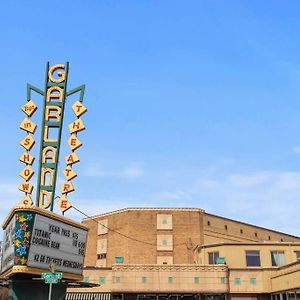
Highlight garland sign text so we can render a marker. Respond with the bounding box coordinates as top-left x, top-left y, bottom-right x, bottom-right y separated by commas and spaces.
19, 63, 86, 213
